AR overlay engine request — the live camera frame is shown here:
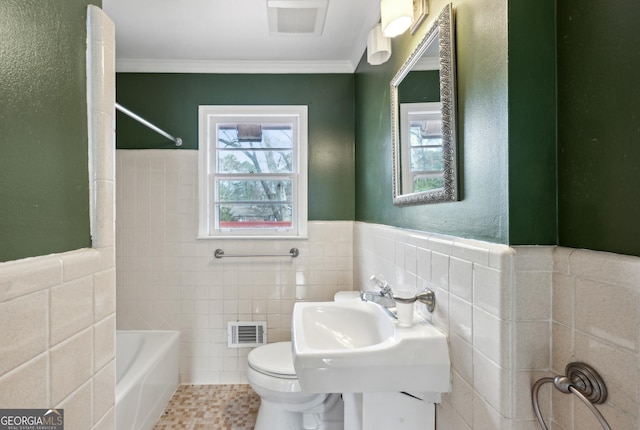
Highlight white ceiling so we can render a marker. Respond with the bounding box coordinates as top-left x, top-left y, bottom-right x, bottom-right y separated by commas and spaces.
102, 0, 381, 73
